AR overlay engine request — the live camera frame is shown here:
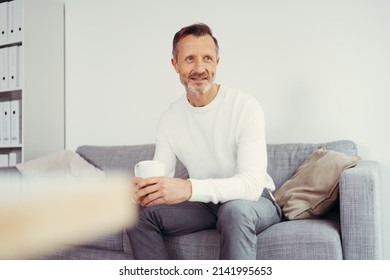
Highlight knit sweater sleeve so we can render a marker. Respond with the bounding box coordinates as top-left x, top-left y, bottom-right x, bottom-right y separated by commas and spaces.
153, 113, 177, 178
189, 101, 270, 203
